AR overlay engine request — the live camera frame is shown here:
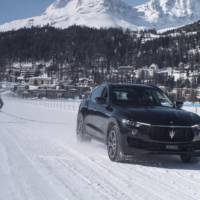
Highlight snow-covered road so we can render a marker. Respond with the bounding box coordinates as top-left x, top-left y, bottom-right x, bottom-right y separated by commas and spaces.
0, 96, 200, 200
